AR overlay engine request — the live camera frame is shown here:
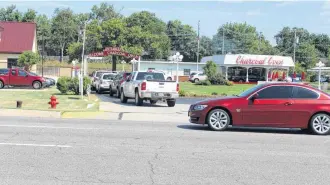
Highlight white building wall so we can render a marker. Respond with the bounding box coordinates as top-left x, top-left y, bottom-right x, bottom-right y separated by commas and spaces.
139, 62, 206, 76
